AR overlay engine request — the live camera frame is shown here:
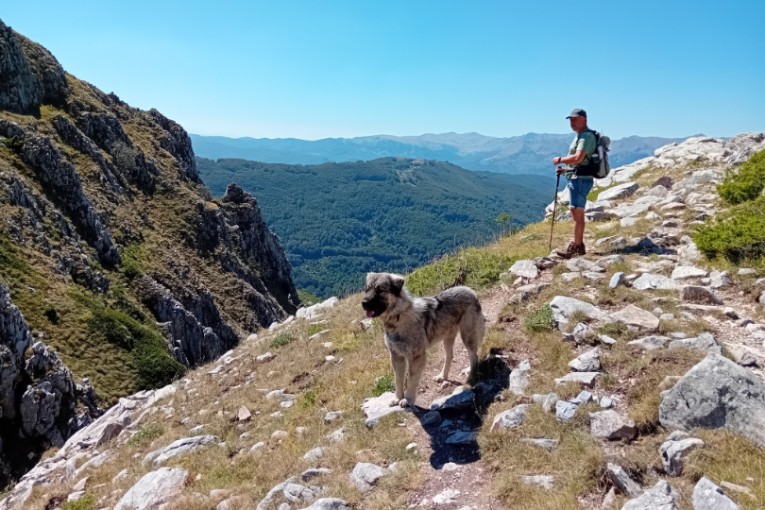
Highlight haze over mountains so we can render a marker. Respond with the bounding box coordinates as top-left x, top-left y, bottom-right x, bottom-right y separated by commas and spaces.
190, 132, 695, 175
